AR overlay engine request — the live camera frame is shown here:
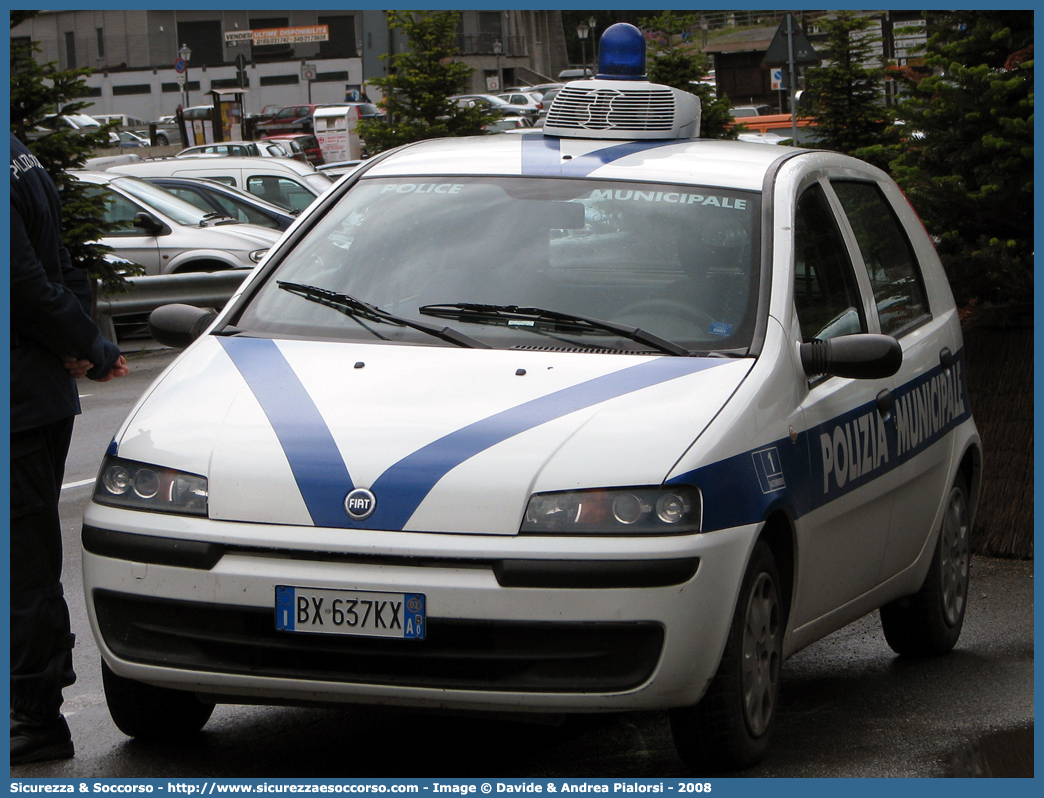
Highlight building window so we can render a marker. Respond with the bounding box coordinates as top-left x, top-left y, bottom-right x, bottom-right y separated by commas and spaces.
259, 74, 300, 87
96, 28, 105, 58
315, 70, 349, 83
162, 81, 199, 94
318, 15, 357, 58
176, 20, 224, 67
65, 31, 76, 69
113, 84, 152, 96
250, 16, 293, 62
